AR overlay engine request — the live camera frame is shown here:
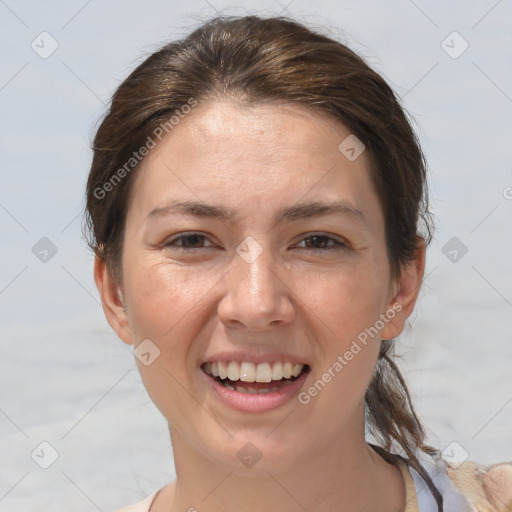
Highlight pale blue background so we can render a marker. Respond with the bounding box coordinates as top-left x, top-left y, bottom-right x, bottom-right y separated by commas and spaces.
0, 0, 511, 510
